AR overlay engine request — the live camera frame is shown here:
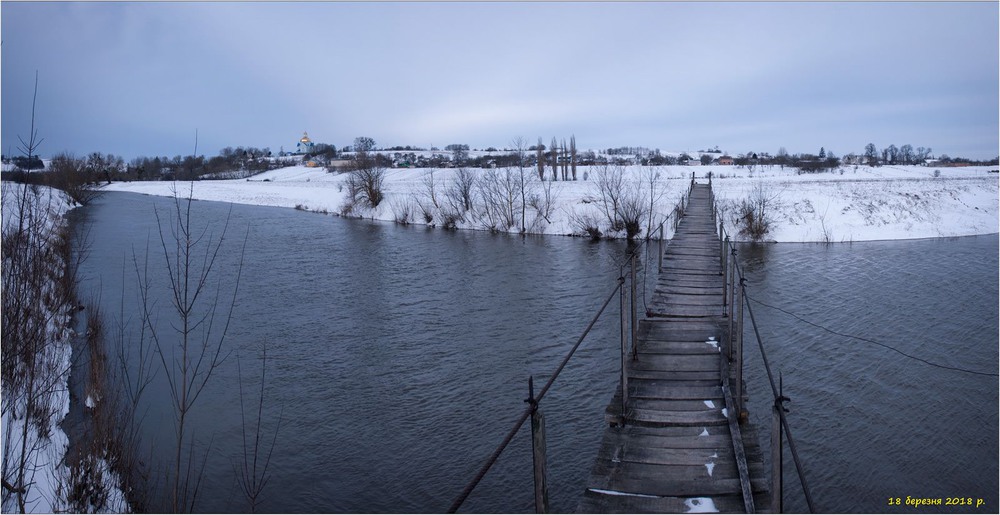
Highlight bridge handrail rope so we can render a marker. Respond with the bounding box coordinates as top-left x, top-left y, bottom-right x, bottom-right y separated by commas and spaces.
713, 185, 817, 513
448, 276, 629, 513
